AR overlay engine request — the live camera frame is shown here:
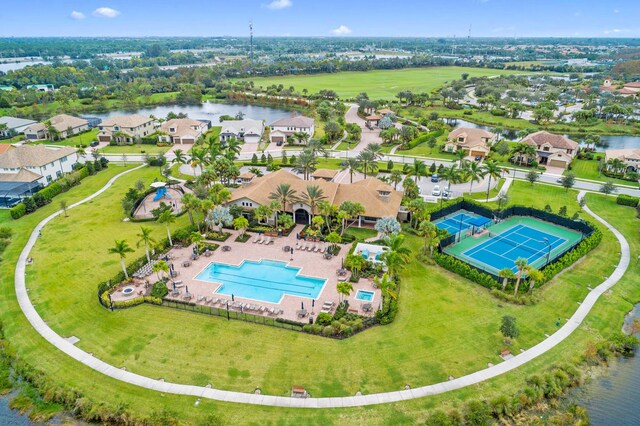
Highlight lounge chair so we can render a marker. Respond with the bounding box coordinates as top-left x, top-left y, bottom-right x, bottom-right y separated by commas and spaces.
295, 241, 300, 249
264, 237, 271, 245
267, 237, 274, 245
258, 236, 265, 244
252, 235, 259, 243
319, 245, 326, 253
